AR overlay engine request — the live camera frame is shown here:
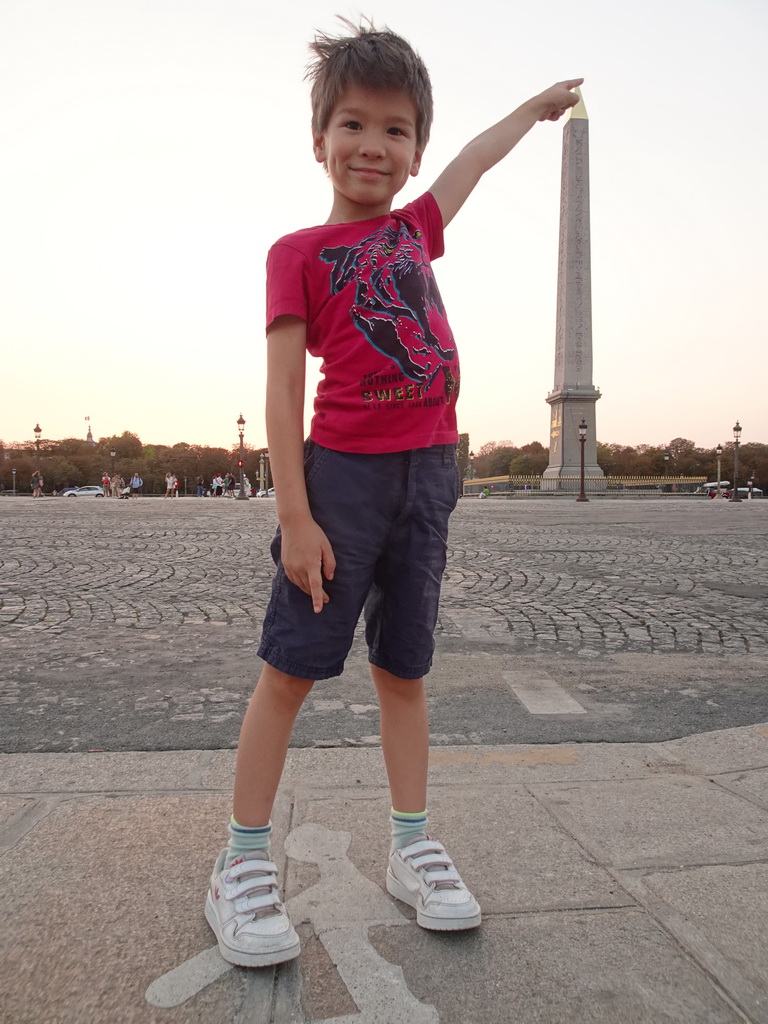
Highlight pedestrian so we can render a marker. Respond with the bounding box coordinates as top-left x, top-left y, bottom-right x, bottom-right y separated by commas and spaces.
204, 18, 581, 969
225, 472, 236, 497
213, 473, 223, 497
30, 471, 42, 497
130, 471, 143, 497
102, 471, 111, 495
196, 475, 205, 497
165, 472, 175, 497
110, 473, 121, 498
